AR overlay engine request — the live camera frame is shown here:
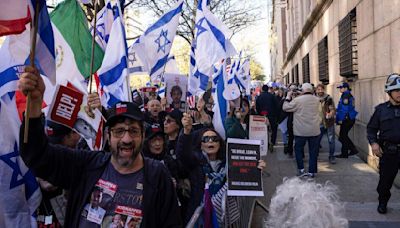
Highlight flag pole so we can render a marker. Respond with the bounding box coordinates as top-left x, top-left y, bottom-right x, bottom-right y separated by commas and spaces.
88, 0, 99, 94
24, 0, 41, 143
